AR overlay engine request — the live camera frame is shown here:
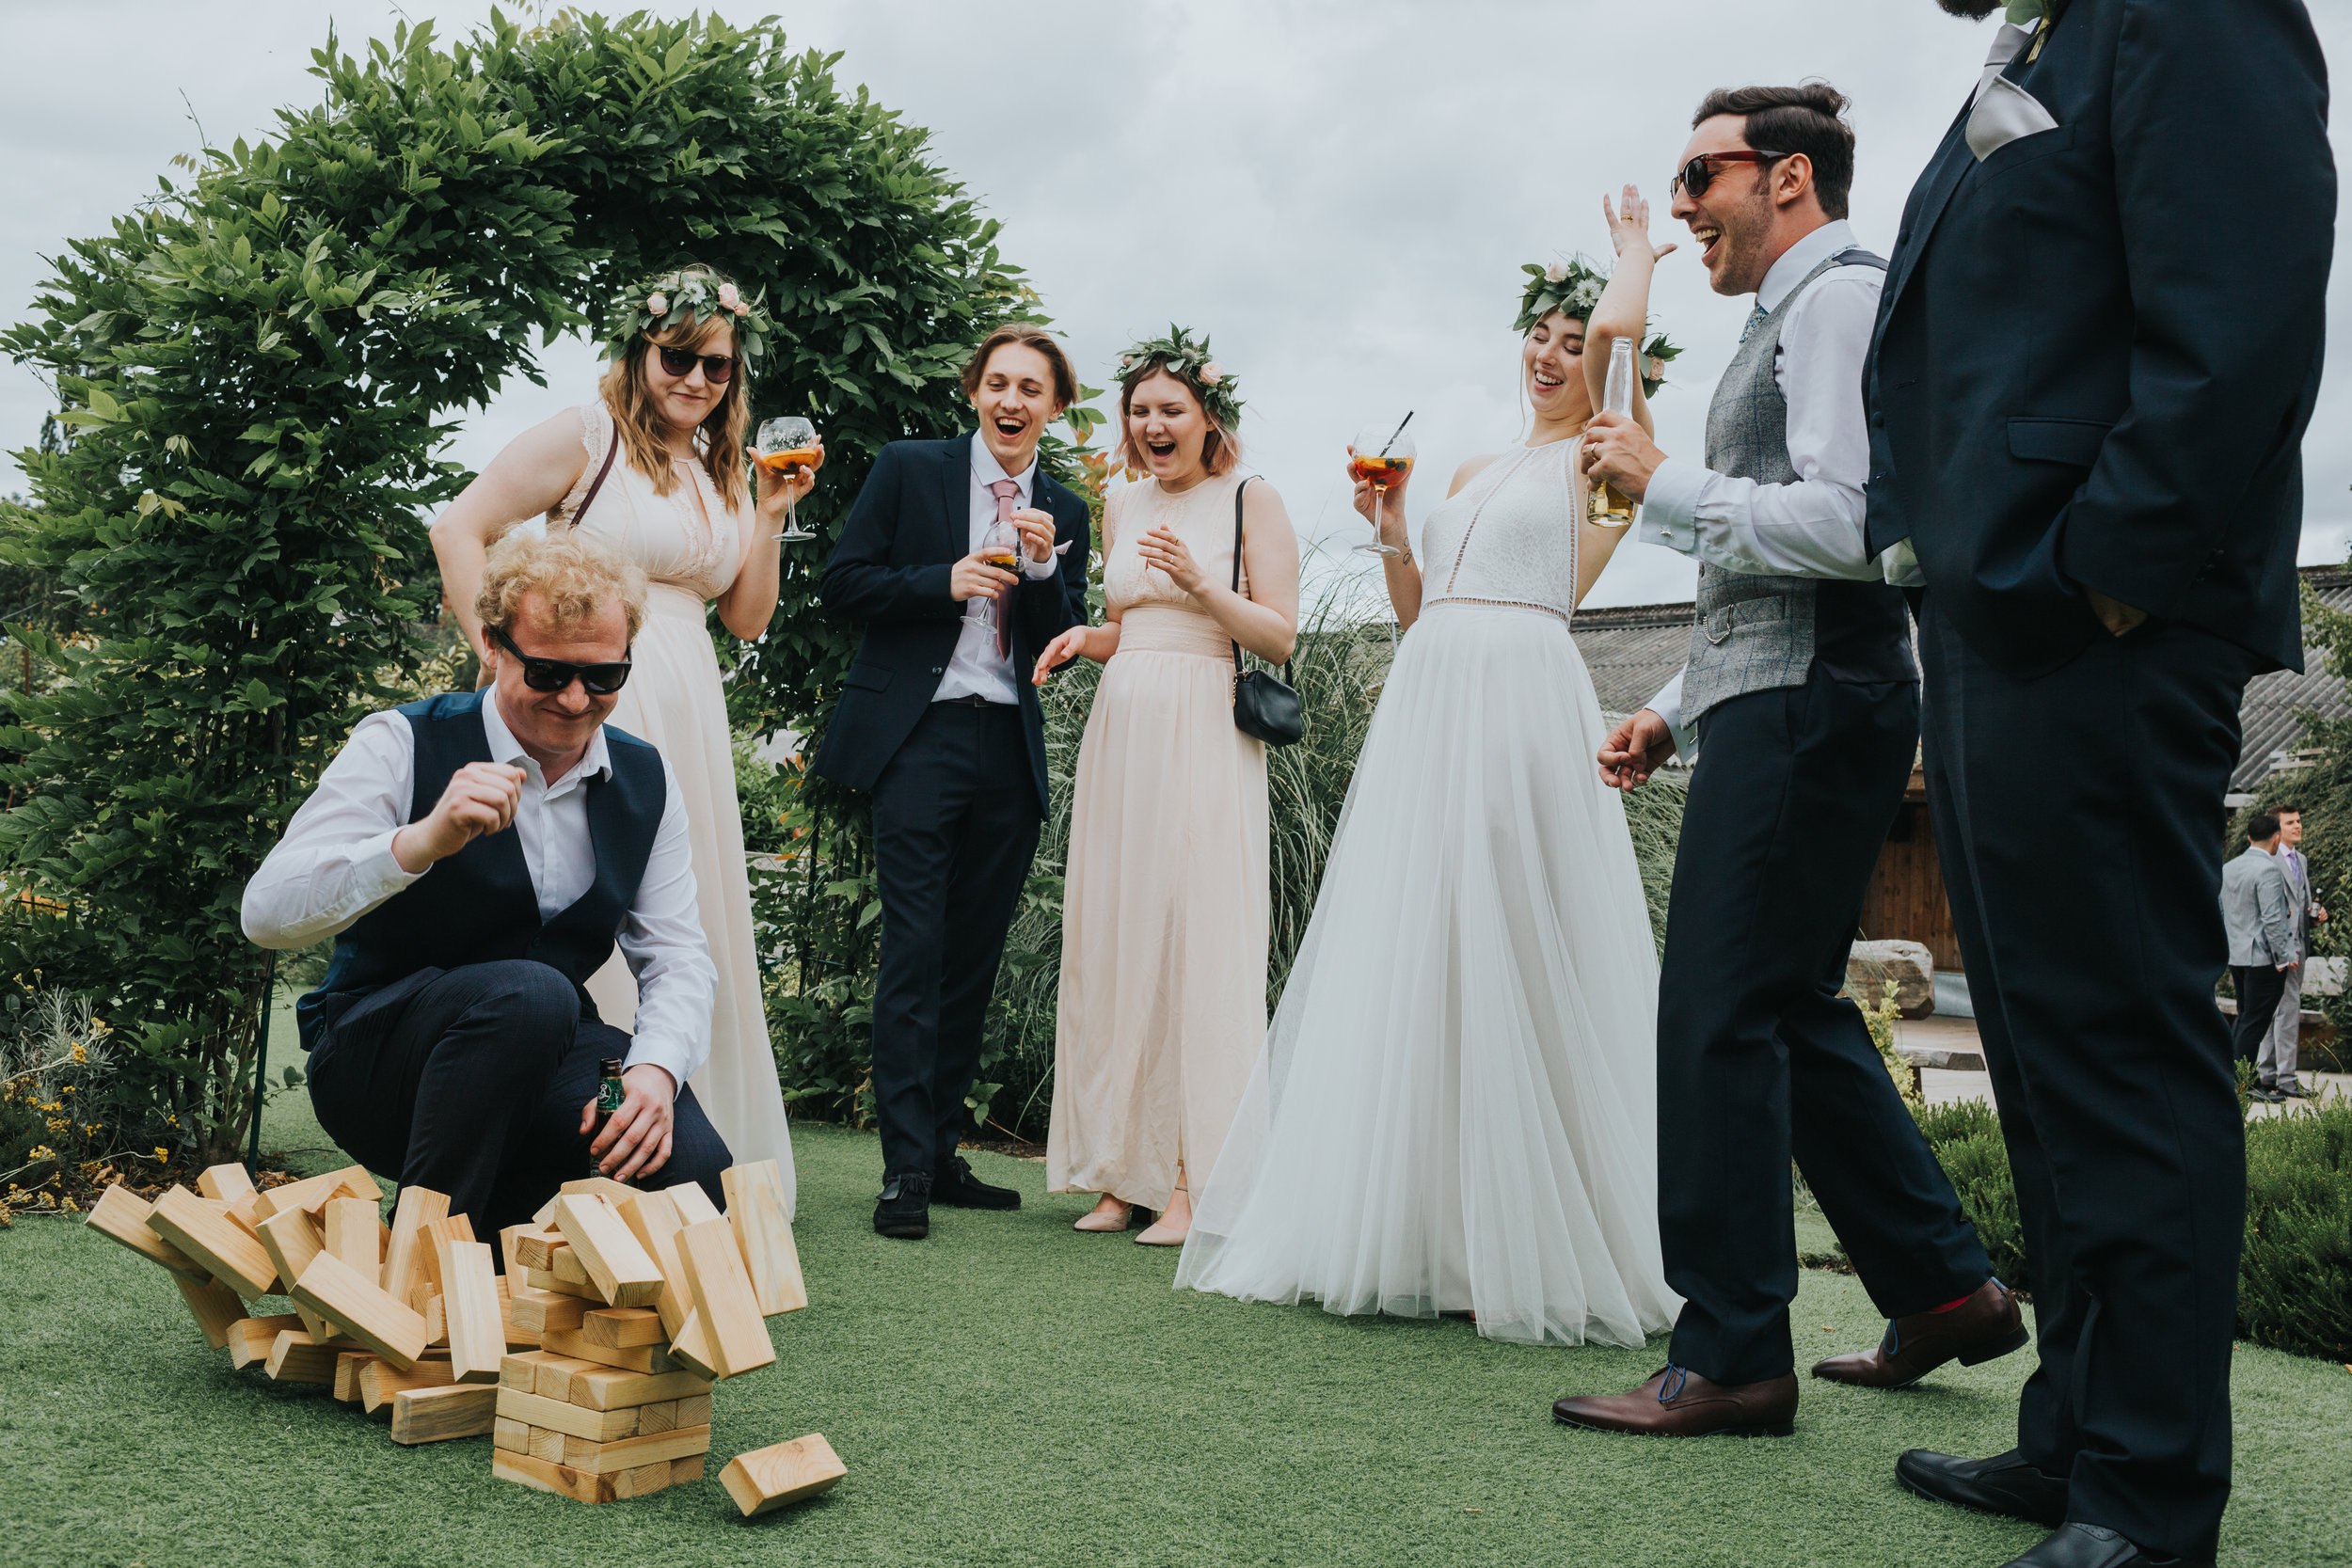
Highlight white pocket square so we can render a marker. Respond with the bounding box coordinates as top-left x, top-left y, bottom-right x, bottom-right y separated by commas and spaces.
1967, 76, 2060, 162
